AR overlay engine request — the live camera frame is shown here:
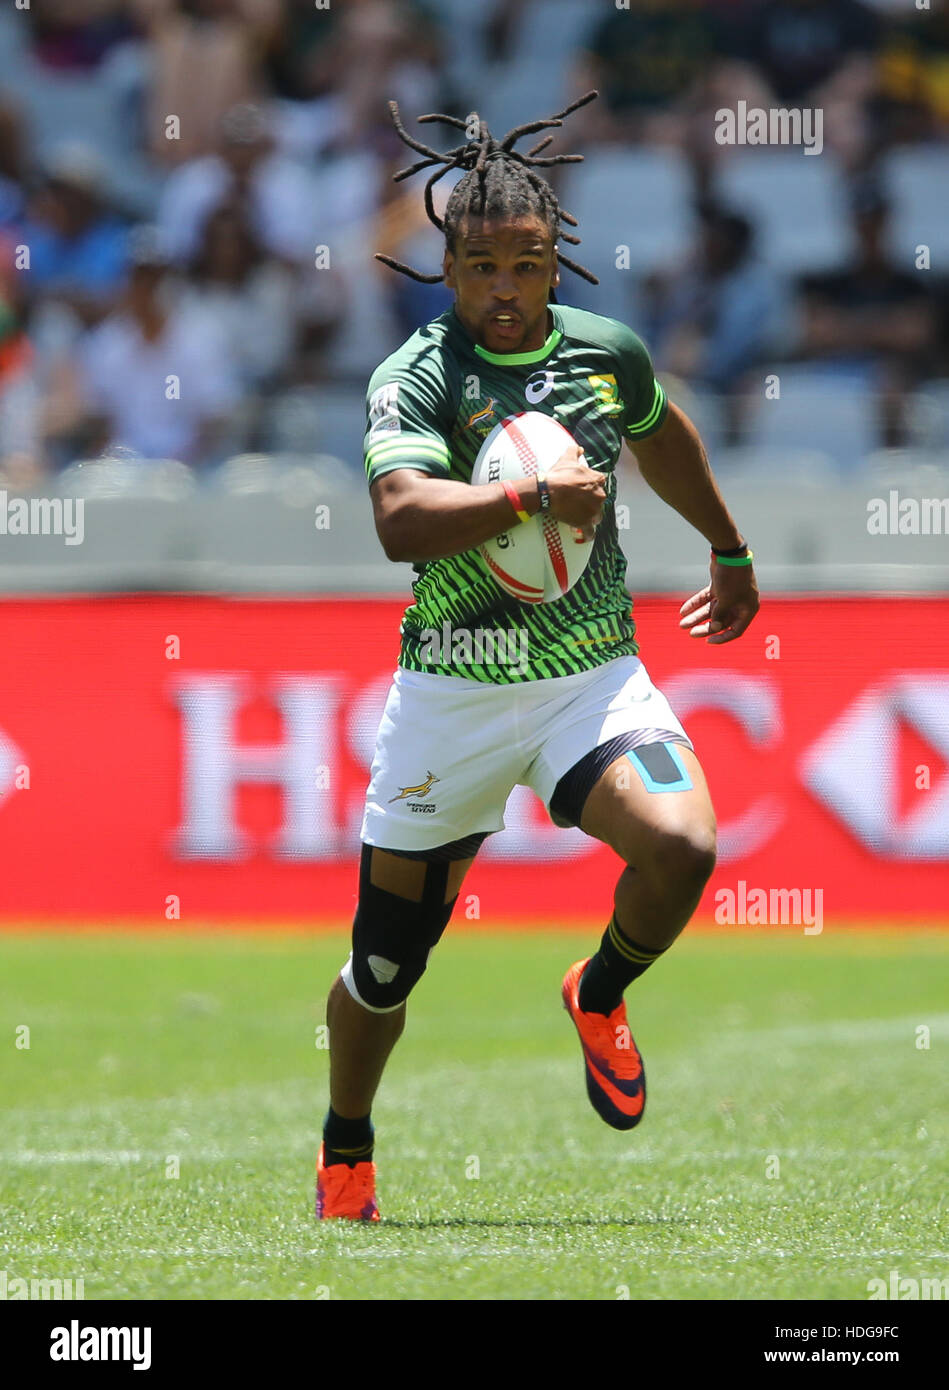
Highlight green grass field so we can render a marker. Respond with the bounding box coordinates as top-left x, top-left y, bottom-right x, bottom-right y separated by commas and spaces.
1, 928, 947, 1301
